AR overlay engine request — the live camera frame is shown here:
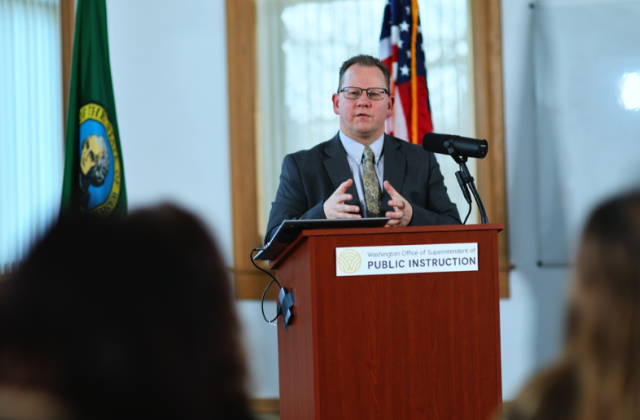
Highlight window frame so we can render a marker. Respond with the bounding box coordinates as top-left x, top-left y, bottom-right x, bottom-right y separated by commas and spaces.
61, 0, 75, 131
